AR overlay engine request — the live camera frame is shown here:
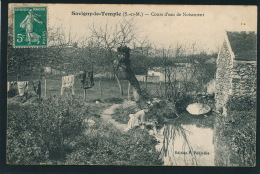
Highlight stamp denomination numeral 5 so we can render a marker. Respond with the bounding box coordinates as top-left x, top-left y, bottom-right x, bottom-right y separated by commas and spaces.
17, 34, 26, 43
